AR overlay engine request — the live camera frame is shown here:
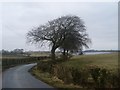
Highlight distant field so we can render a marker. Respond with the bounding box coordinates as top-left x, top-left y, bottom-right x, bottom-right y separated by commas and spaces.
2, 54, 50, 71
2, 53, 49, 59
60, 53, 118, 70
2, 56, 27, 59
30, 52, 50, 57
